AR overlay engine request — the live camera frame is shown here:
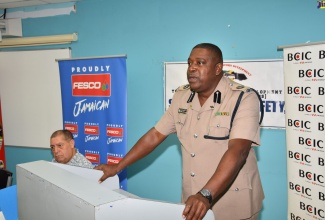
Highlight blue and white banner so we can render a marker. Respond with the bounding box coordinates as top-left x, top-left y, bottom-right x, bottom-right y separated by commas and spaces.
58, 56, 127, 190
